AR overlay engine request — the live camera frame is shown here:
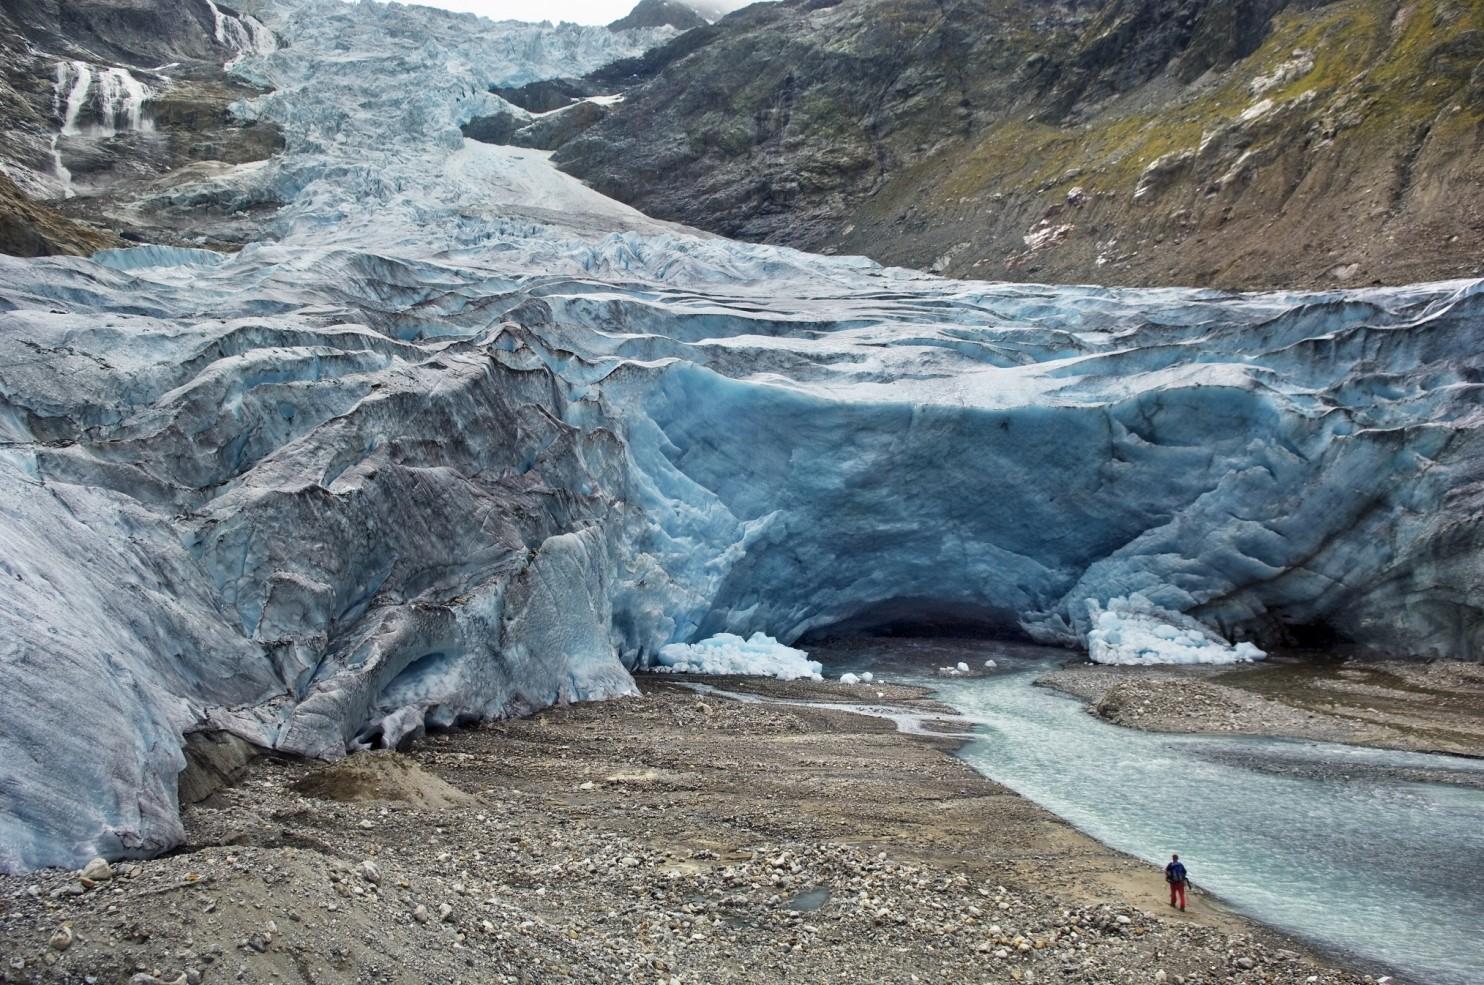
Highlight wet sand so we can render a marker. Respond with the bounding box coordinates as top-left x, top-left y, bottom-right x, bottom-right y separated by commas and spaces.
0, 676, 1383, 985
